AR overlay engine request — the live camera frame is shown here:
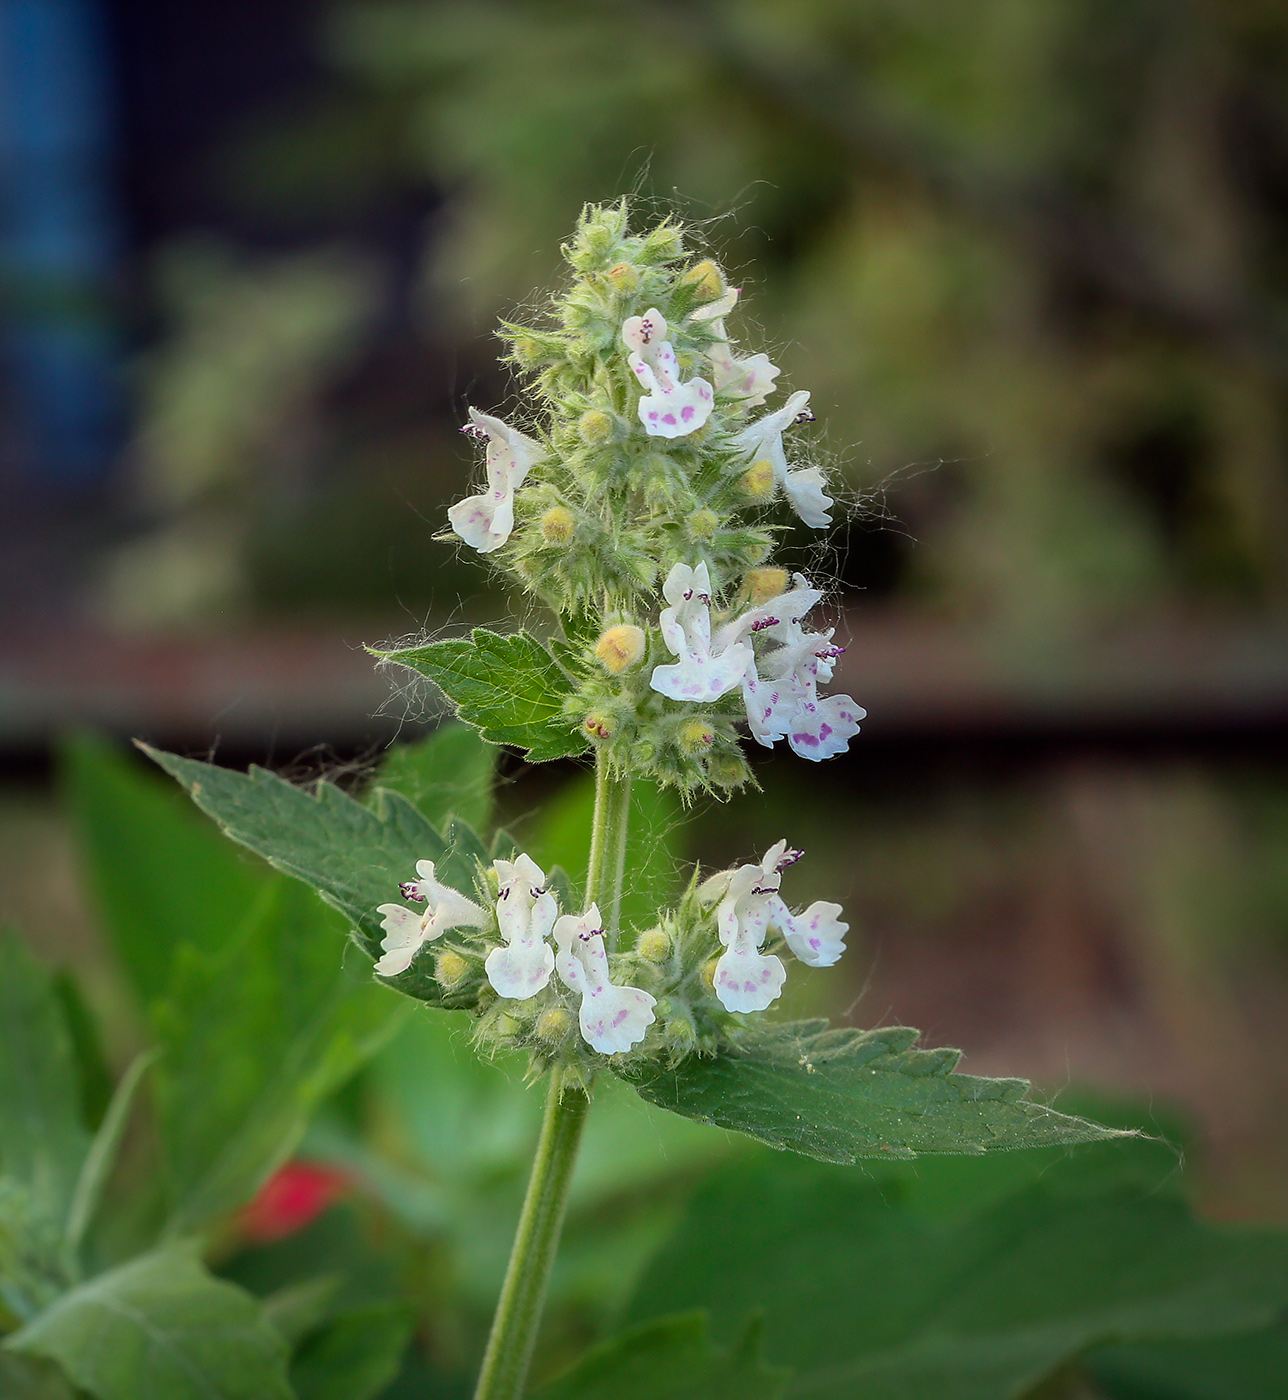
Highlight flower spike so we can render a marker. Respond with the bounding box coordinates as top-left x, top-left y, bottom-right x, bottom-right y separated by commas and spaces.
375, 860, 489, 977
554, 904, 656, 1053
